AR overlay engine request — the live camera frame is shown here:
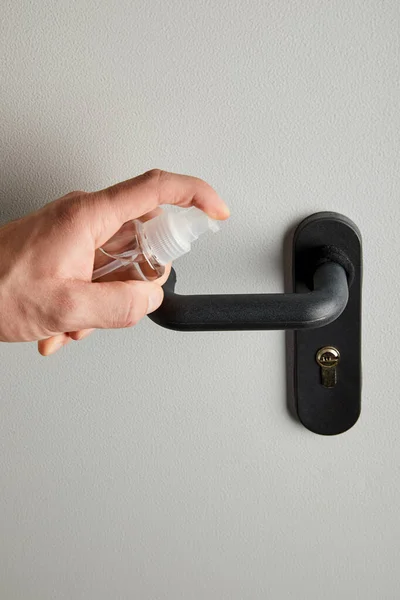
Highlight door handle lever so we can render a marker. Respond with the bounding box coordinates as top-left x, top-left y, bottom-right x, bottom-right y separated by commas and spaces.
148, 260, 349, 331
